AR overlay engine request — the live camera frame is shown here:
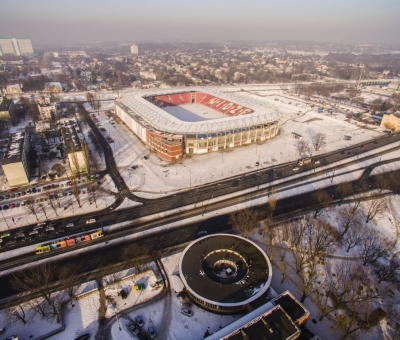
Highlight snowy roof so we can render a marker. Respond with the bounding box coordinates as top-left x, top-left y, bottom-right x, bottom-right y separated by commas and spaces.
117, 87, 281, 135
208, 304, 300, 340
179, 234, 272, 307
3, 131, 26, 164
